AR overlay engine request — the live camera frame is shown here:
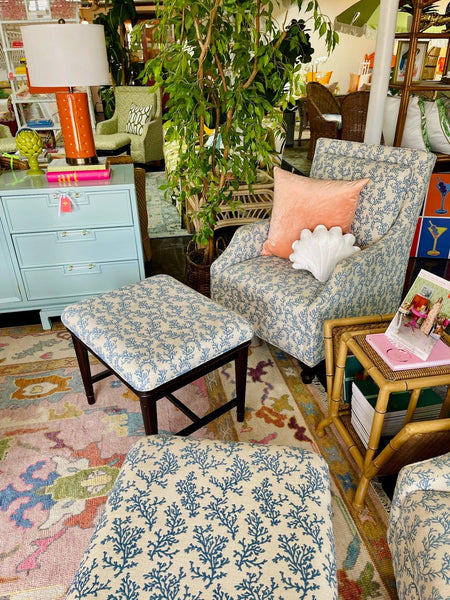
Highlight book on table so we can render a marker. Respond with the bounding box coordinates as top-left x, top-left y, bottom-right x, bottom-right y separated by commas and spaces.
47, 157, 108, 172
46, 169, 111, 183
366, 269, 450, 367
350, 379, 442, 448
